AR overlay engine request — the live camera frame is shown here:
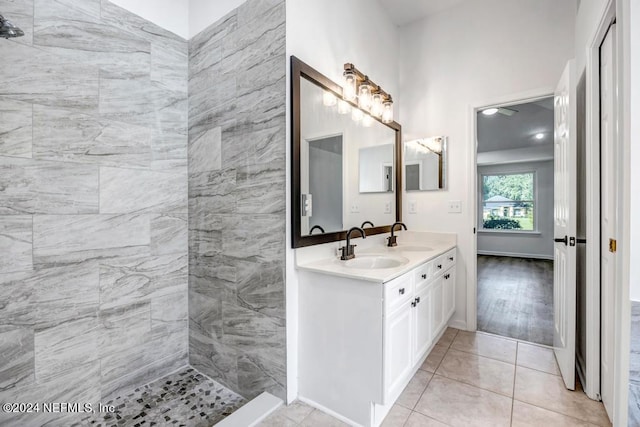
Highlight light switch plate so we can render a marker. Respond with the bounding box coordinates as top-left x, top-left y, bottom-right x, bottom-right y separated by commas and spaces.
384, 202, 391, 214
448, 200, 462, 213
350, 202, 360, 213
408, 200, 417, 214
